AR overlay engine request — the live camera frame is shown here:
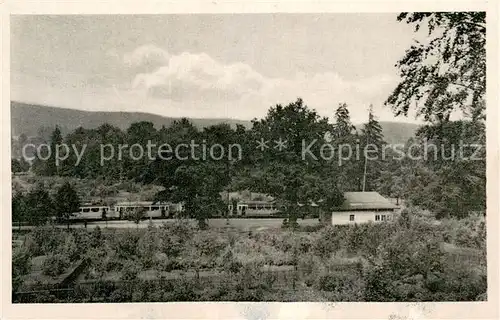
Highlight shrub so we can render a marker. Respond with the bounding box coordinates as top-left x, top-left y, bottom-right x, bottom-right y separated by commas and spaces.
298, 253, 324, 287
62, 233, 80, 261
188, 231, 227, 257
311, 226, 342, 258
26, 227, 66, 256
155, 253, 180, 272
12, 247, 31, 292
215, 247, 242, 273
42, 254, 70, 277
137, 228, 161, 268
120, 260, 141, 280
112, 230, 140, 259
